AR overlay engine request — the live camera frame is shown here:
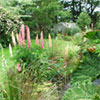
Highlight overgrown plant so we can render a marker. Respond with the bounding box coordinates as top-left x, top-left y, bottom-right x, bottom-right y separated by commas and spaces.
62, 81, 100, 100
0, 7, 22, 47
0, 68, 59, 100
